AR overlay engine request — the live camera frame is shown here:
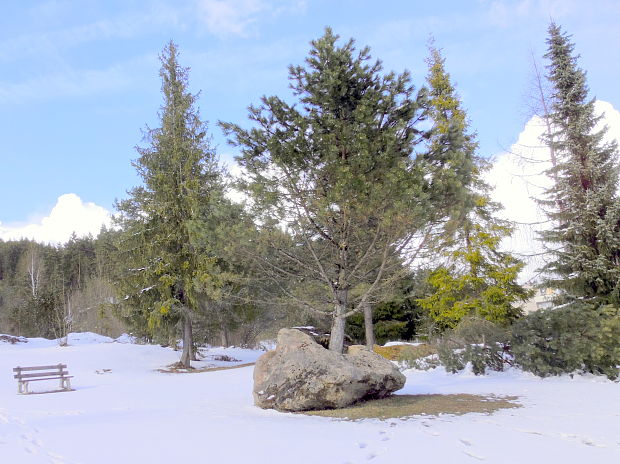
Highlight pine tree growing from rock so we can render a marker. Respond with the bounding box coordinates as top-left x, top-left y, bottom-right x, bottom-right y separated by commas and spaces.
222, 29, 457, 353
